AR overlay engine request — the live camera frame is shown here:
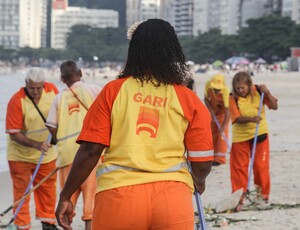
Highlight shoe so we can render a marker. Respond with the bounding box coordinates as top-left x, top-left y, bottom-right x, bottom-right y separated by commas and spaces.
42, 222, 58, 230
